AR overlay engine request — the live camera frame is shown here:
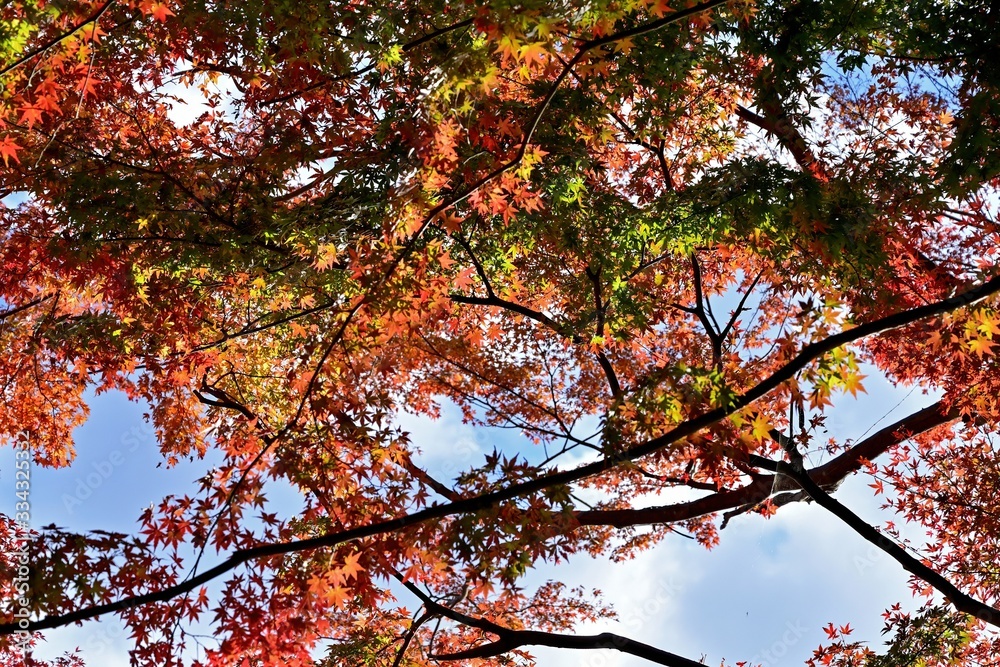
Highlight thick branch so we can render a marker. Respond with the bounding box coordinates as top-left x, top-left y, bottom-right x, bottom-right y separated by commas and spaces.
585, 265, 623, 398
0, 294, 54, 323
688, 254, 723, 367
575, 400, 956, 527
436, 628, 708, 666
398, 578, 706, 667
772, 459, 1000, 624
735, 104, 830, 181
400, 455, 461, 502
